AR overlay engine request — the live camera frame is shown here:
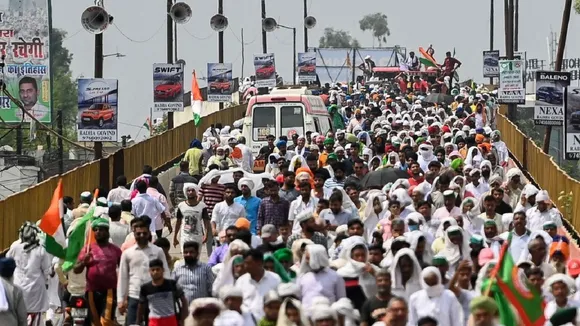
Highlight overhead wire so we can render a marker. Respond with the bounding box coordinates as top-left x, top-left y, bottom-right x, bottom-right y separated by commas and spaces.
228, 26, 257, 45
112, 19, 166, 43
179, 25, 213, 40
